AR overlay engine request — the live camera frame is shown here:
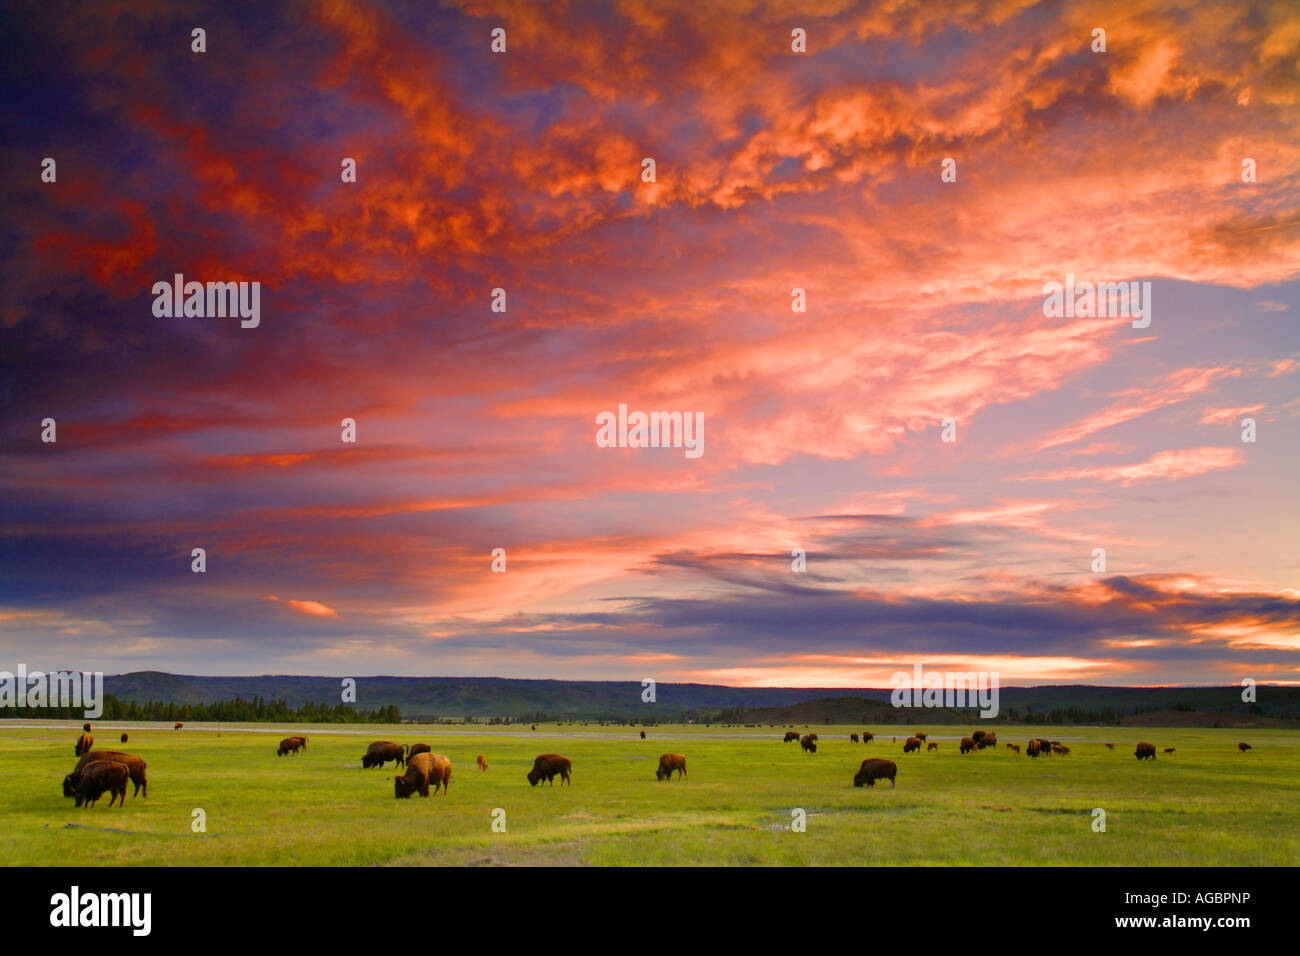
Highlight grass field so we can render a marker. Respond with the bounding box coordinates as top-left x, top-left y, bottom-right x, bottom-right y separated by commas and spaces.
3, 721, 1297, 866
